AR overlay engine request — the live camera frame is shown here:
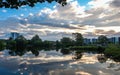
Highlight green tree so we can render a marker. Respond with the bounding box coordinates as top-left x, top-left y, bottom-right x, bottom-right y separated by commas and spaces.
72, 33, 84, 46
0, 0, 67, 9
15, 35, 27, 51
6, 37, 16, 50
98, 35, 109, 46
60, 37, 73, 48
0, 40, 6, 51
104, 44, 120, 62
6, 36, 27, 56
43, 40, 54, 49
55, 40, 61, 49
29, 34, 42, 50
31, 35, 42, 42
